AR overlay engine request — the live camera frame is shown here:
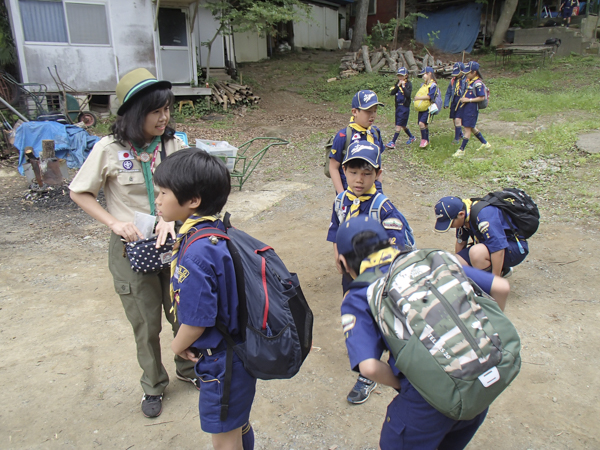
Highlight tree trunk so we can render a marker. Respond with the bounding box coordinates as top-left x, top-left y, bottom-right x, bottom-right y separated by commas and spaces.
362, 45, 373, 73
491, 0, 519, 47
350, 0, 370, 52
